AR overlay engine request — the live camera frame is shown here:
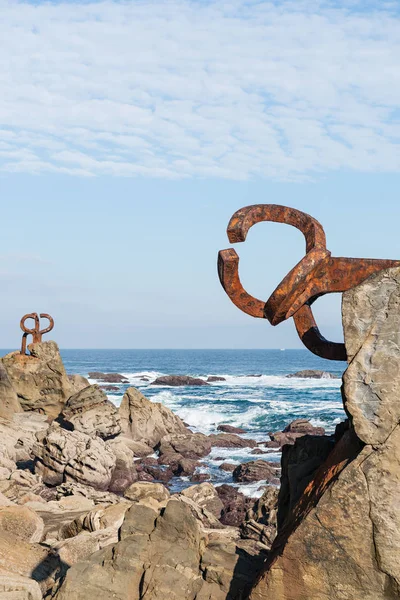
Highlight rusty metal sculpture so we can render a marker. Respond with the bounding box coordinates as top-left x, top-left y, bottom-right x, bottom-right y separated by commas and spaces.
218, 205, 400, 361
20, 313, 54, 355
